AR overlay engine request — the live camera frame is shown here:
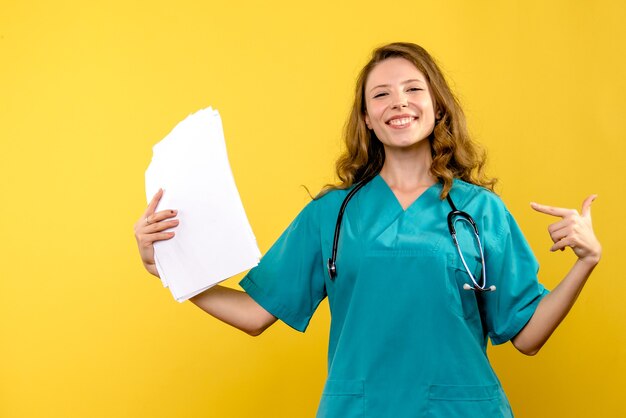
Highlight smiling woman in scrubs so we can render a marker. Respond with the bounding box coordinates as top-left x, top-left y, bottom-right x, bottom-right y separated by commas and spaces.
134, 43, 602, 417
